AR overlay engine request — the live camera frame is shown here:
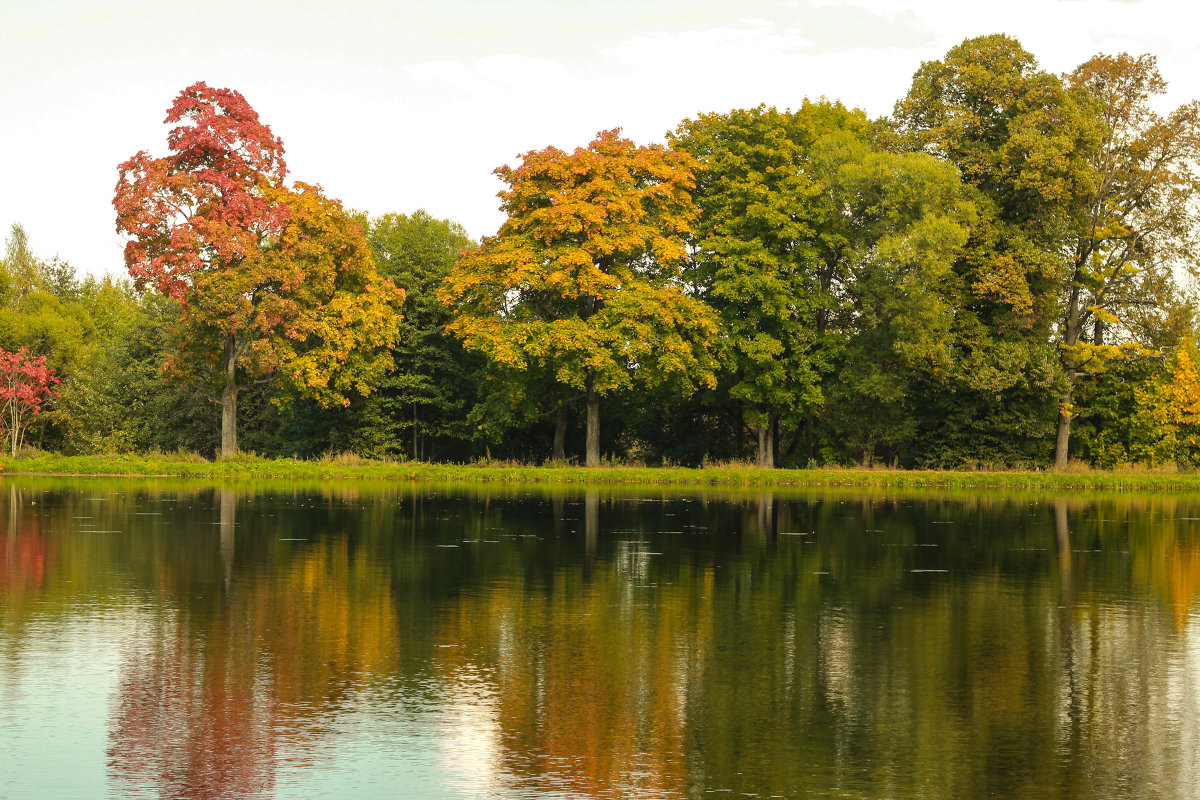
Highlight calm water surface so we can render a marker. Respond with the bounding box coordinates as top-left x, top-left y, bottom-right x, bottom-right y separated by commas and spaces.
2, 477, 1200, 799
